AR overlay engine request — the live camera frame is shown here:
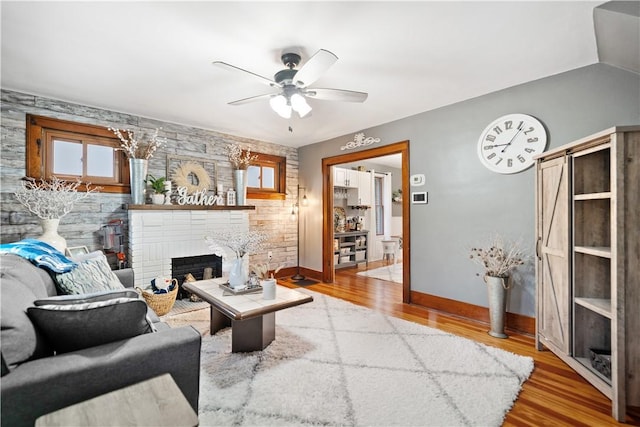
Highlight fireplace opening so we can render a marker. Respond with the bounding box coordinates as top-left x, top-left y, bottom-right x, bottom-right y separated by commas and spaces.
171, 254, 222, 299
